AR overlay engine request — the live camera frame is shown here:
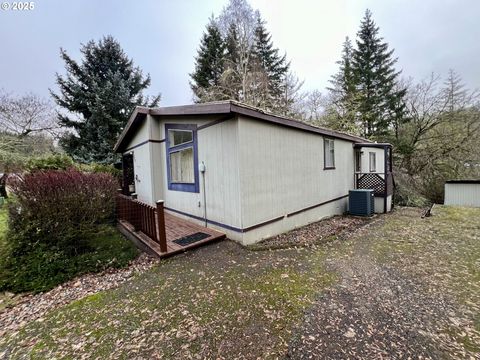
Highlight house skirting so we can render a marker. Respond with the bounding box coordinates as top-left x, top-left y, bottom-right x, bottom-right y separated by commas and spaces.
165, 195, 349, 245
